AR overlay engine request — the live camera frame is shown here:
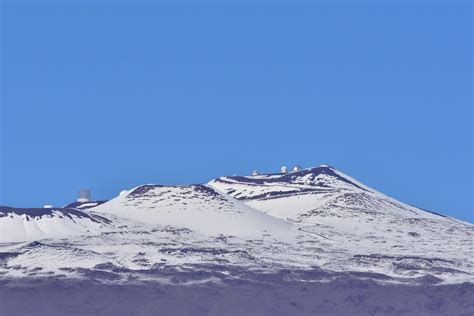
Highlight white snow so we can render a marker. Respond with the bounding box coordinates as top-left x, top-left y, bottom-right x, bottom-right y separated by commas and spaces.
92, 184, 296, 240
0, 210, 108, 243
0, 165, 472, 285
76, 202, 99, 209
